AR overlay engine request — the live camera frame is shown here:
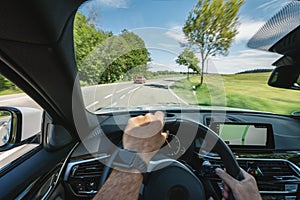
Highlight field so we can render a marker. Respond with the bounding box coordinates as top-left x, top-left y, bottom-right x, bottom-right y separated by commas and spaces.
0, 88, 22, 96
171, 73, 300, 115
